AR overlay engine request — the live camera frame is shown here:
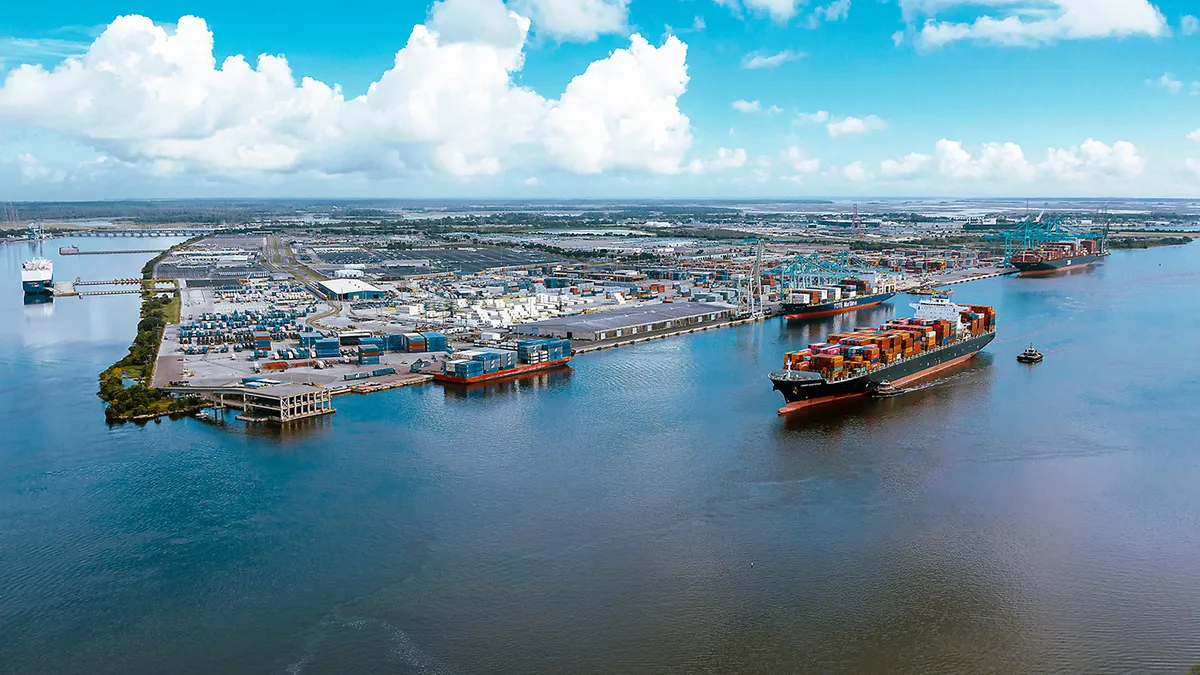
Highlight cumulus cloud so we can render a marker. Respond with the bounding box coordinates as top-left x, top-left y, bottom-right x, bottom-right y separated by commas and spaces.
1188, 129, 1200, 142
732, 99, 761, 112
843, 160, 873, 182
1042, 138, 1145, 181
795, 110, 830, 123
17, 153, 65, 183
905, 0, 1169, 48
742, 49, 802, 69
1149, 72, 1183, 94
718, 0, 805, 22
826, 114, 886, 137
0, 6, 695, 180
509, 0, 630, 41
874, 138, 1145, 184
1183, 14, 1199, 35
808, 0, 851, 27
781, 145, 821, 174
686, 147, 748, 174
880, 152, 932, 179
